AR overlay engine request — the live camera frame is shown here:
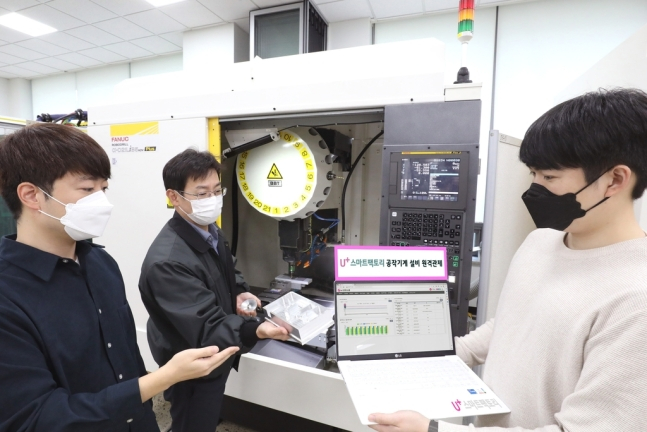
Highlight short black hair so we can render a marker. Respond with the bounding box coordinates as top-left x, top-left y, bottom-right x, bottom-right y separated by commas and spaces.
0, 123, 111, 219
520, 88, 647, 199
163, 149, 221, 191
